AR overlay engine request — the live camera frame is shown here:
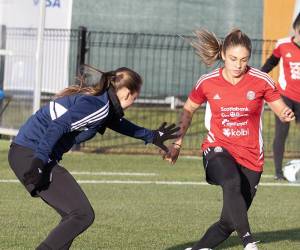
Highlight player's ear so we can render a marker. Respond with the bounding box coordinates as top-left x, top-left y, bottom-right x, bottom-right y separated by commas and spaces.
124, 89, 130, 100
221, 51, 226, 61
